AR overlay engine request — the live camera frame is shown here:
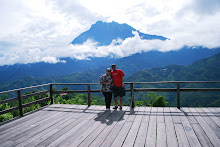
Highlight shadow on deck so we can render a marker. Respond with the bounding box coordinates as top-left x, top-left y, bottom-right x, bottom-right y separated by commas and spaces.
0, 104, 220, 147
